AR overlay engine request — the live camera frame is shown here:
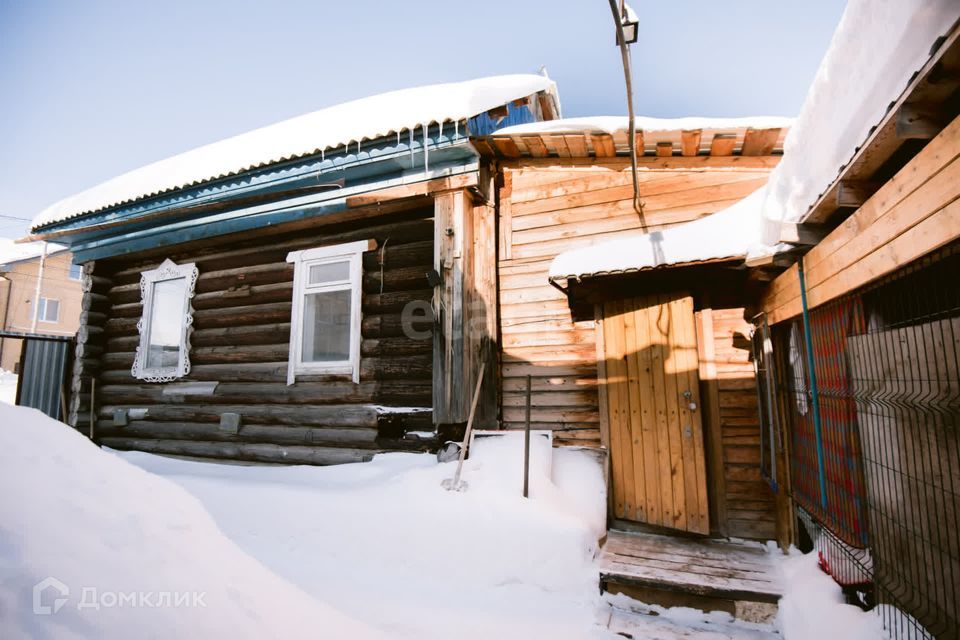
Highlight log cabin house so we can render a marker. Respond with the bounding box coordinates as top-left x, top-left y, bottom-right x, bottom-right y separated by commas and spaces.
27, 74, 561, 465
